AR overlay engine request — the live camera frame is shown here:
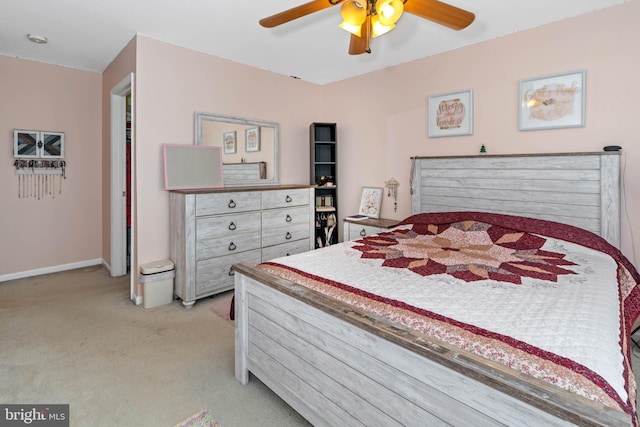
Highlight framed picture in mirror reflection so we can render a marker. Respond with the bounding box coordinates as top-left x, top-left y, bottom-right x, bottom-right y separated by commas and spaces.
223, 131, 236, 154
245, 127, 260, 152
